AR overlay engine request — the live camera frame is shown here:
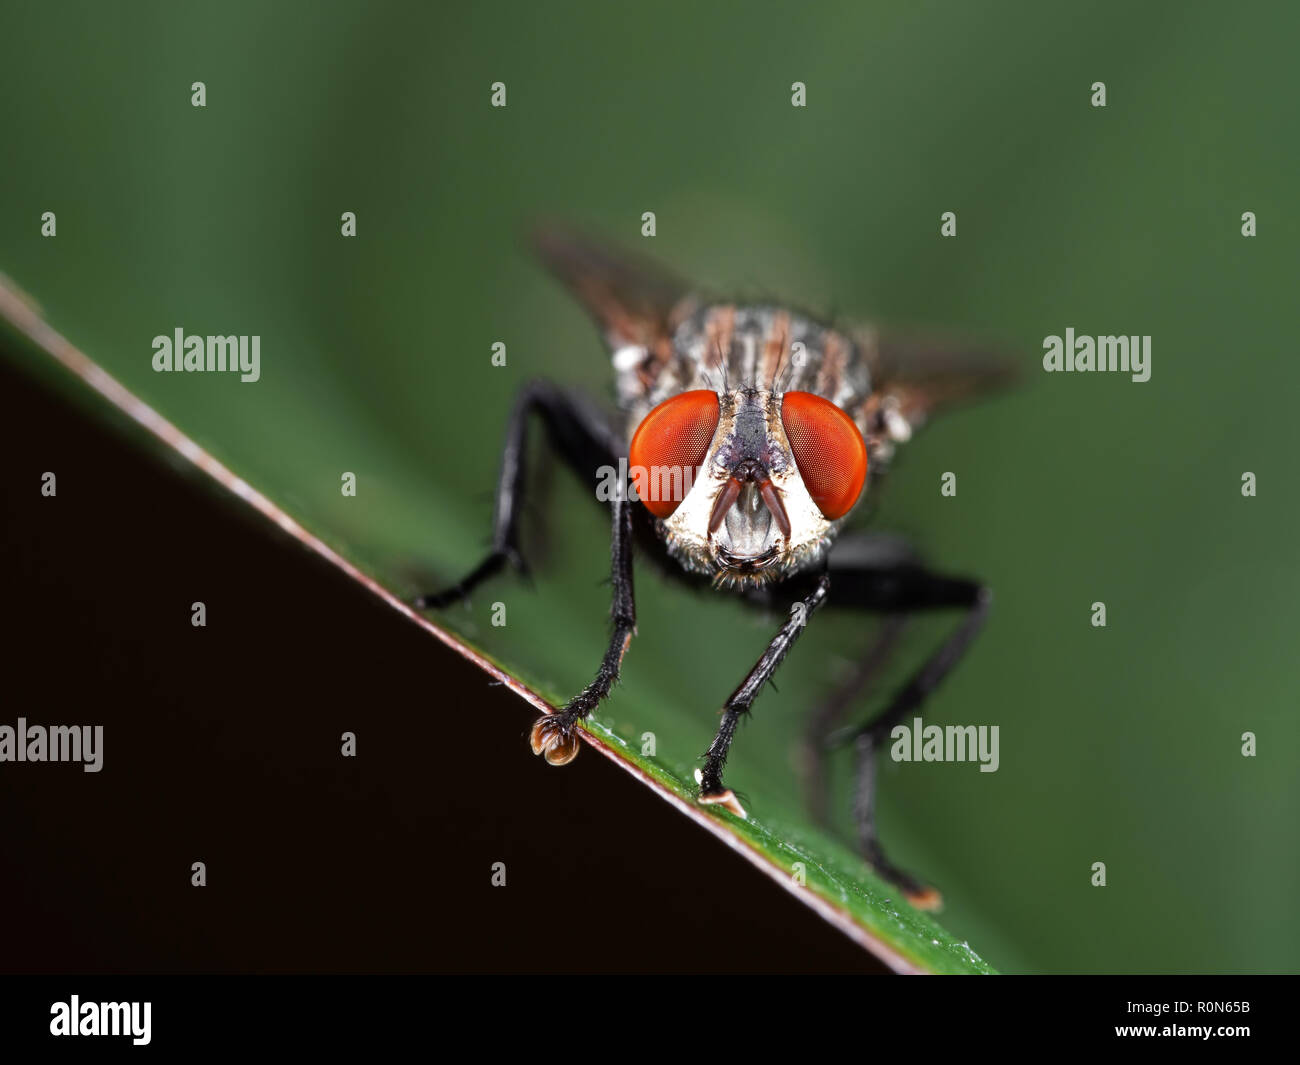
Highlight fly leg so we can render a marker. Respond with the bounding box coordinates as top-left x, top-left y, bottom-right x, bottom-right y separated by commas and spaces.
529, 490, 636, 764
413, 380, 622, 608
697, 572, 832, 818
799, 533, 918, 824
825, 559, 992, 909
414, 381, 636, 766
800, 613, 907, 827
